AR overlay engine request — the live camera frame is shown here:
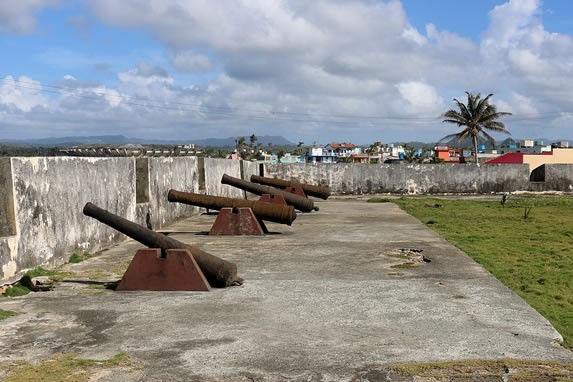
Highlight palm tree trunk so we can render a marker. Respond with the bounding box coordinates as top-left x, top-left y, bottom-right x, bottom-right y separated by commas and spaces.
472, 135, 478, 164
